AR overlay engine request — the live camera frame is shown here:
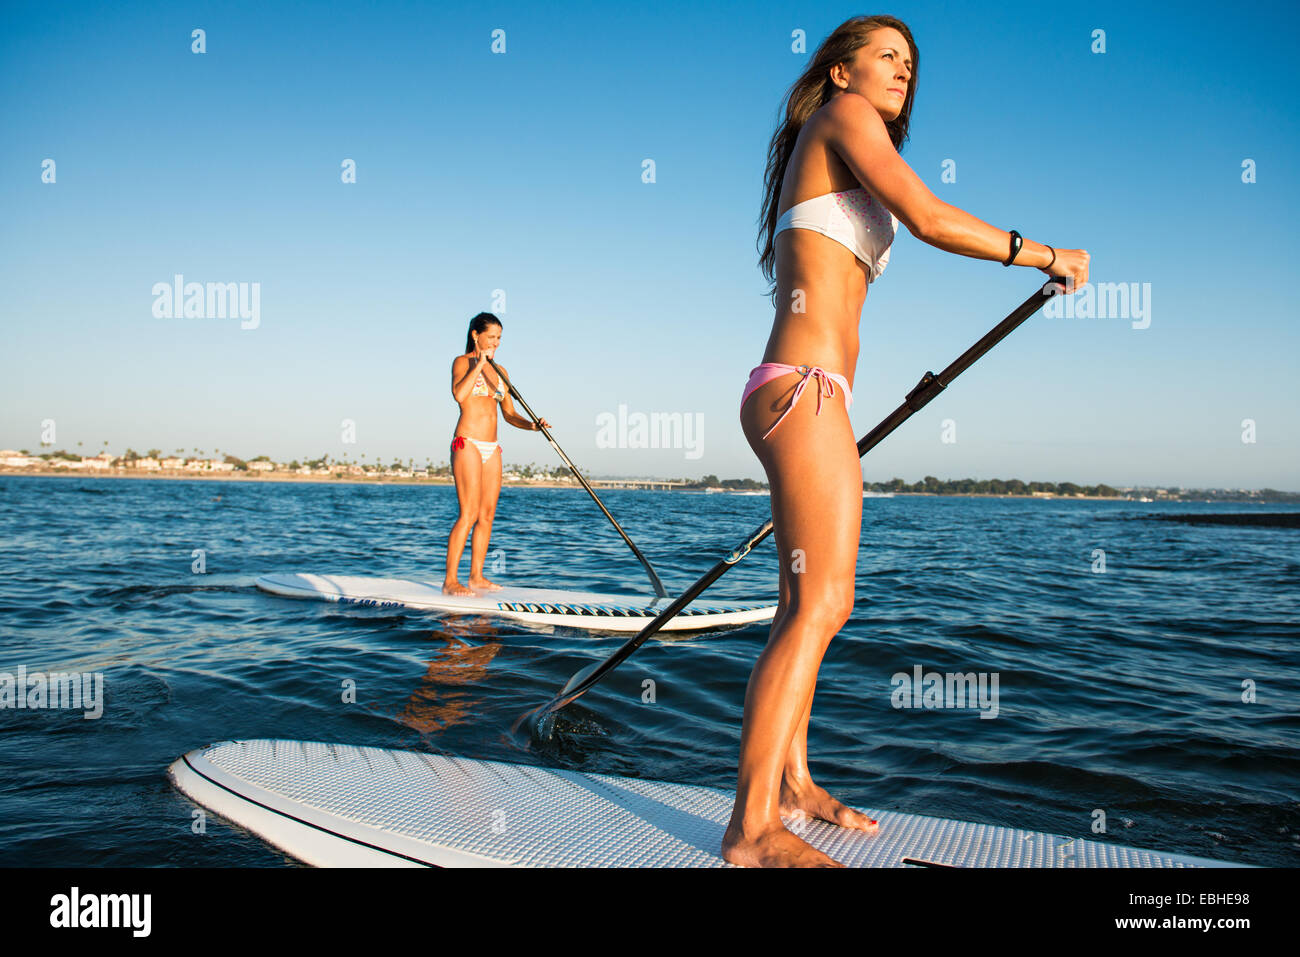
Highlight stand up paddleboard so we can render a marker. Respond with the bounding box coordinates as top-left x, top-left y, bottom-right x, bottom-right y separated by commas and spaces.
169, 739, 1247, 868
255, 573, 774, 633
